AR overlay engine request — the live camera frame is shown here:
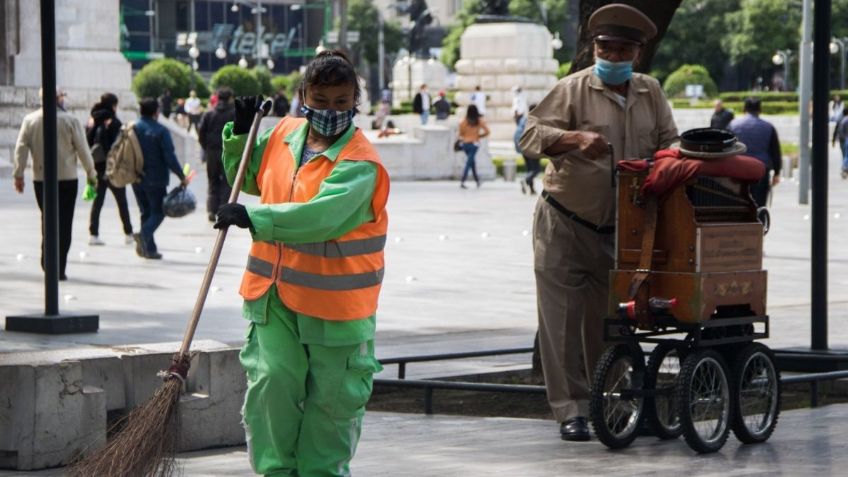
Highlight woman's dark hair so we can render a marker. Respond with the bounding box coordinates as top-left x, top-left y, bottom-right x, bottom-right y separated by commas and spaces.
466, 104, 480, 125
139, 97, 159, 117
100, 92, 119, 109
299, 49, 360, 109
